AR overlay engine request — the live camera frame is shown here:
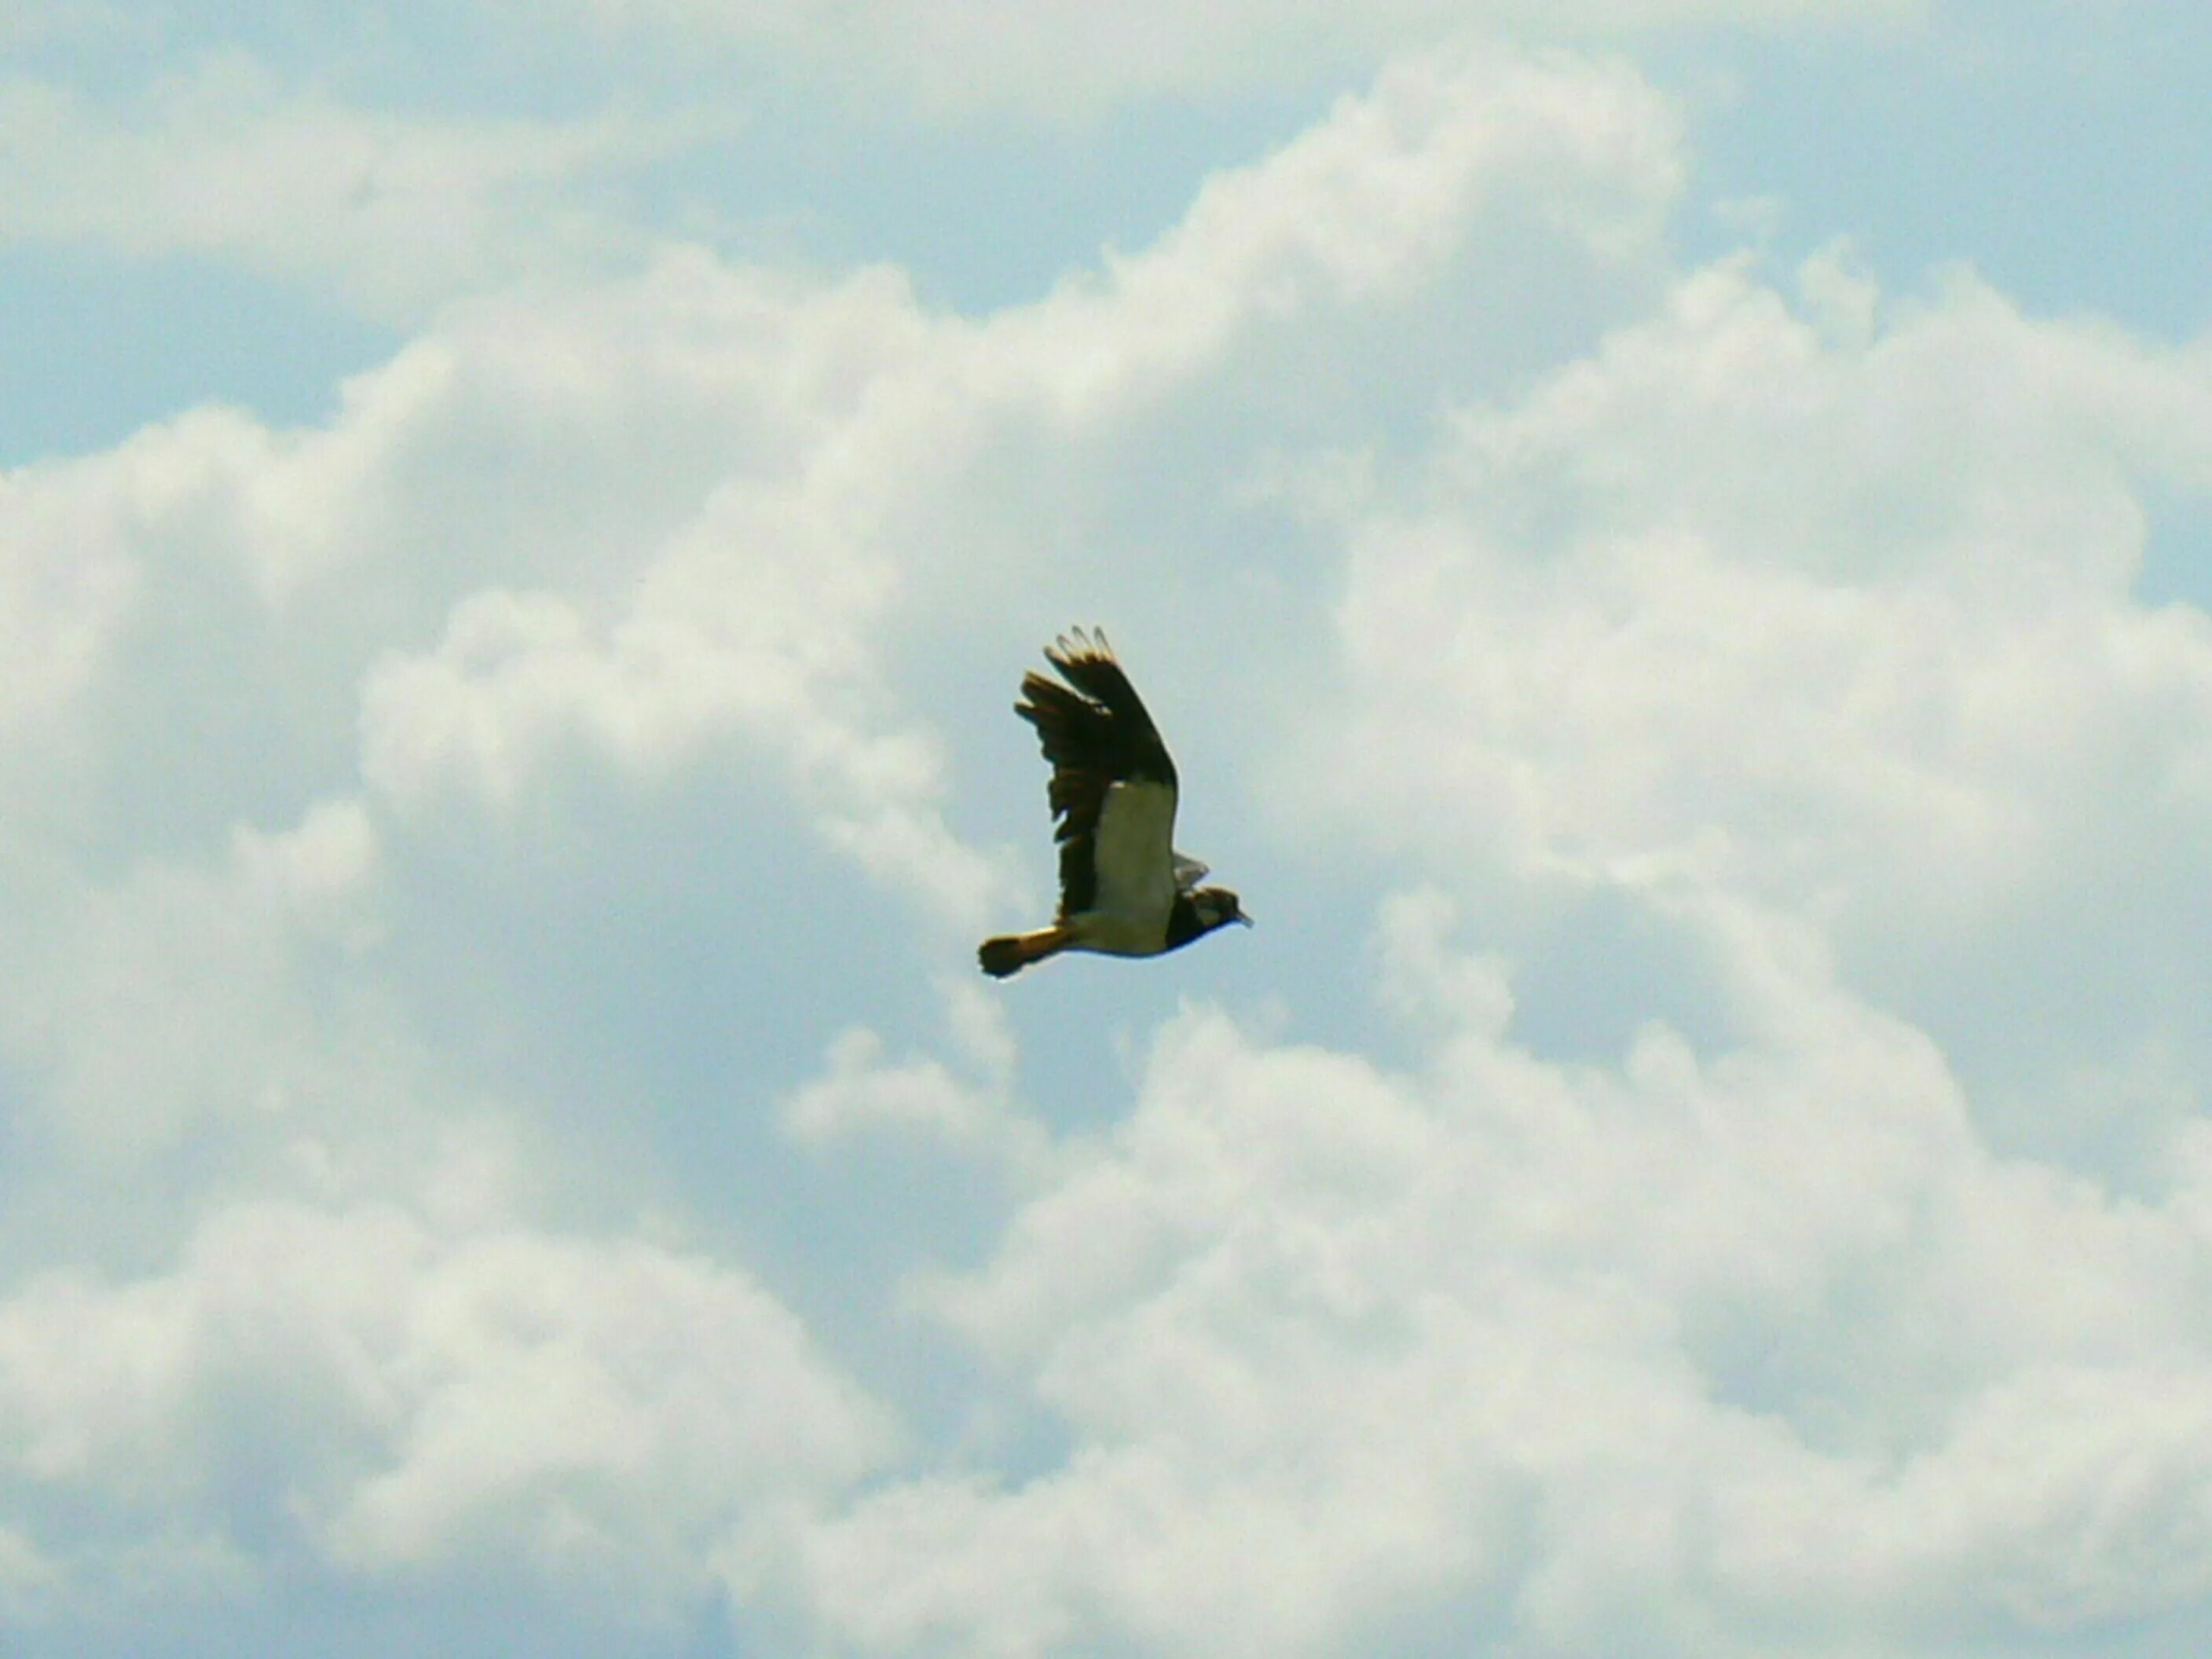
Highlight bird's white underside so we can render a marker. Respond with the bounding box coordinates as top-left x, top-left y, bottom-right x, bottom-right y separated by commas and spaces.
1070, 779, 1181, 955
